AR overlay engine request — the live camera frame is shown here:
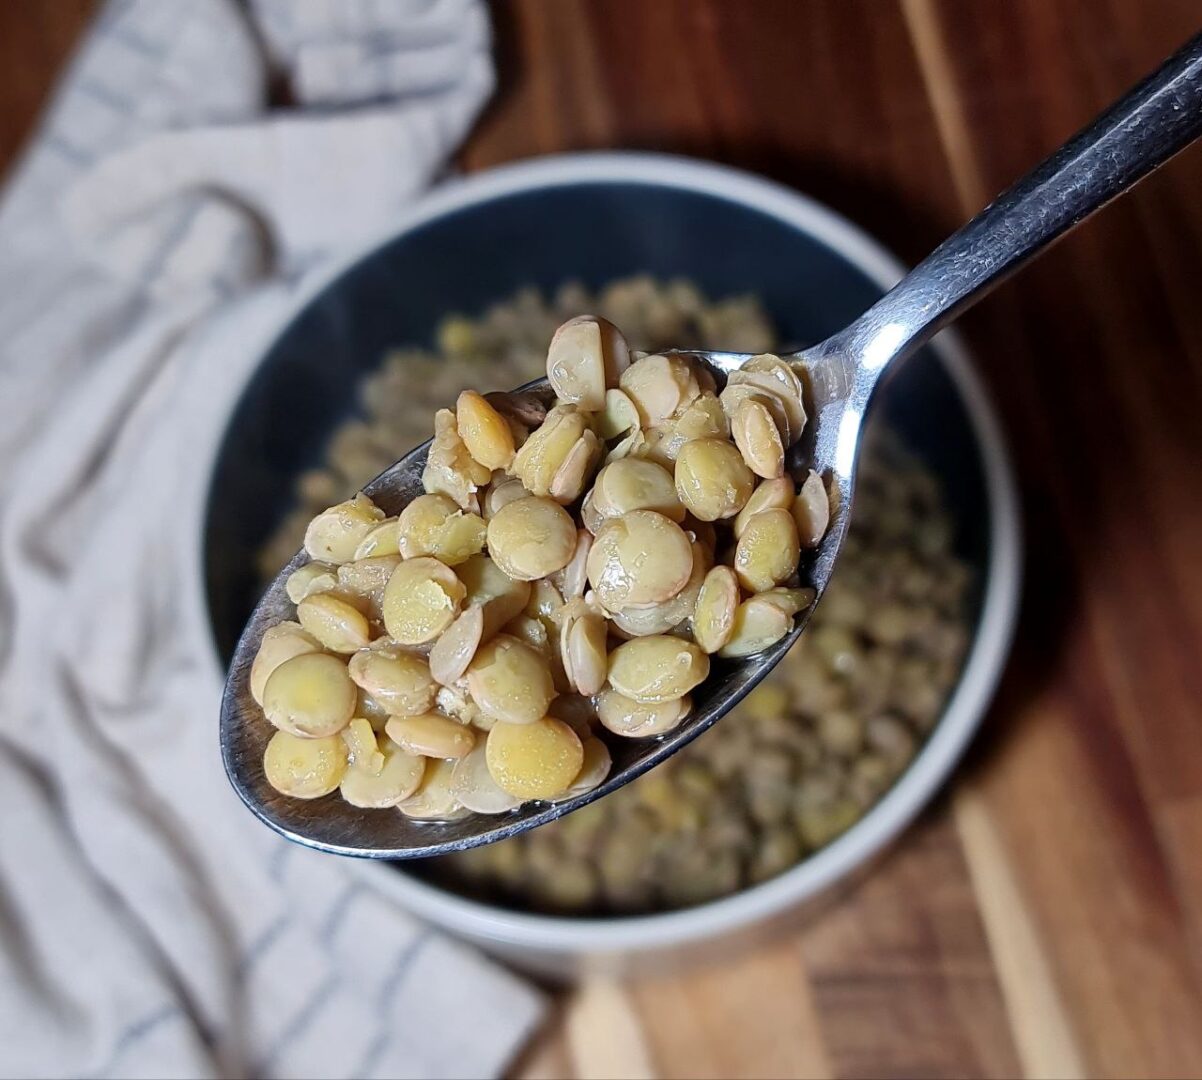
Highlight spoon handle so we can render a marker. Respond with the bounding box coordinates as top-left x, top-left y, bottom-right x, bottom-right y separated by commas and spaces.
829, 31, 1202, 384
